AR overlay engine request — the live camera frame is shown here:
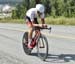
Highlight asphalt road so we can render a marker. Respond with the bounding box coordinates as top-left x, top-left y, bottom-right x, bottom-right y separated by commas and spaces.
0, 23, 75, 64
